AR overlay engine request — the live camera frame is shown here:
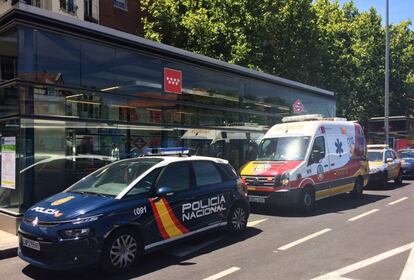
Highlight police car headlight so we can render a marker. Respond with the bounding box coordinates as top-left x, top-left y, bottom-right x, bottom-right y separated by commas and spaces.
281, 172, 290, 186
61, 228, 90, 239
71, 215, 101, 225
